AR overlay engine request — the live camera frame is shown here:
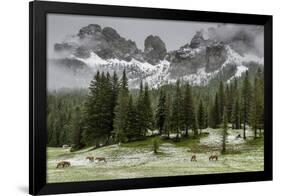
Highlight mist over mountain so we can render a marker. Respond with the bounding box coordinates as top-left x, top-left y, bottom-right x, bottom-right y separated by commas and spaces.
48, 23, 264, 90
